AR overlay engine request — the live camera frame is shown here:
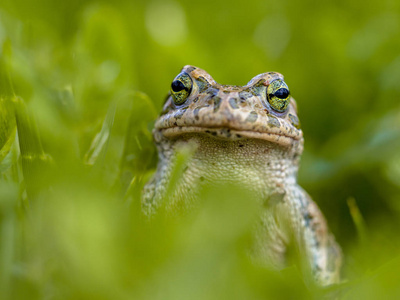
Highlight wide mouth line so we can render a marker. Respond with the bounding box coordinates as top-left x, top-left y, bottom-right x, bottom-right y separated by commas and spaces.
159, 125, 302, 141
